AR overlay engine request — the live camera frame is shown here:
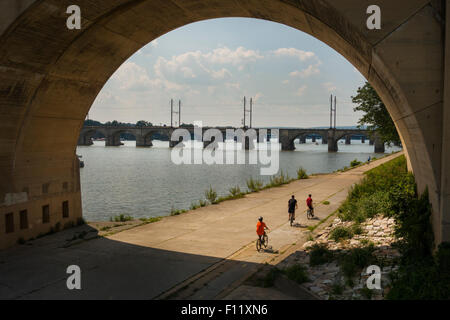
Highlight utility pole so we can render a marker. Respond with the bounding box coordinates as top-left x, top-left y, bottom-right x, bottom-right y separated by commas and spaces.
170, 99, 181, 127
243, 96, 246, 128
330, 94, 333, 129
170, 99, 173, 127
329, 94, 337, 129
334, 96, 337, 129
243, 96, 253, 128
250, 98, 253, 128
178, 99, 181, 127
